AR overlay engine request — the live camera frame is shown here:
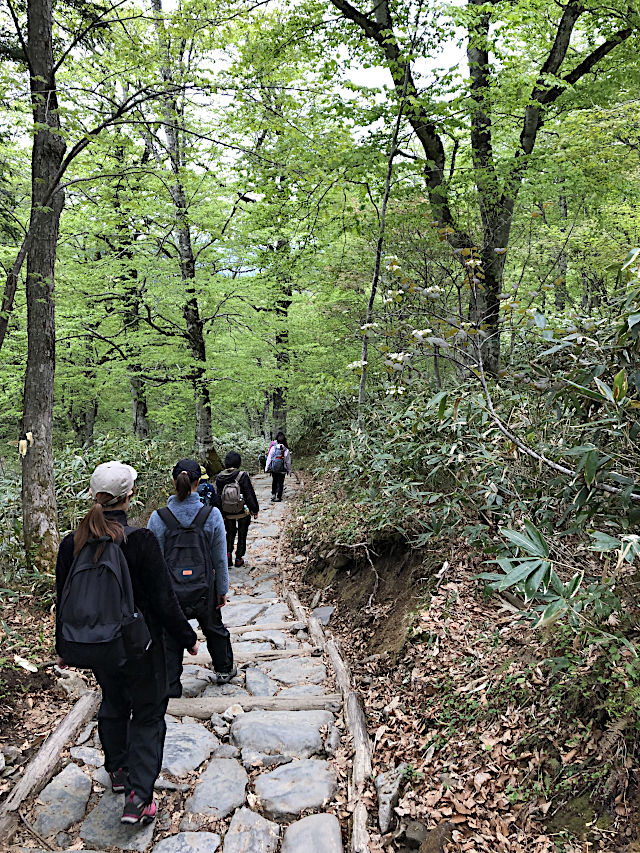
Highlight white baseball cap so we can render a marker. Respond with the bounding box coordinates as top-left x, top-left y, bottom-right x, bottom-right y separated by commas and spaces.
90, 461, 138, 505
